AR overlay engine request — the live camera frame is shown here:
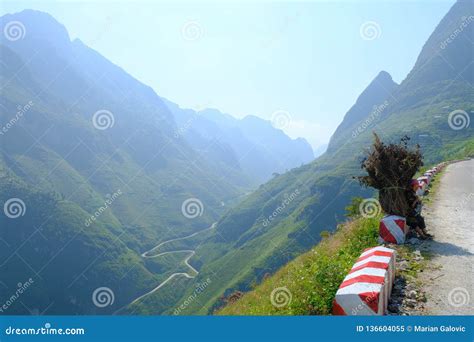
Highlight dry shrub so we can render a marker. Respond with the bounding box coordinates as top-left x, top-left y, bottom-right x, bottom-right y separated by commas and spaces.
358, 133, 423, 216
